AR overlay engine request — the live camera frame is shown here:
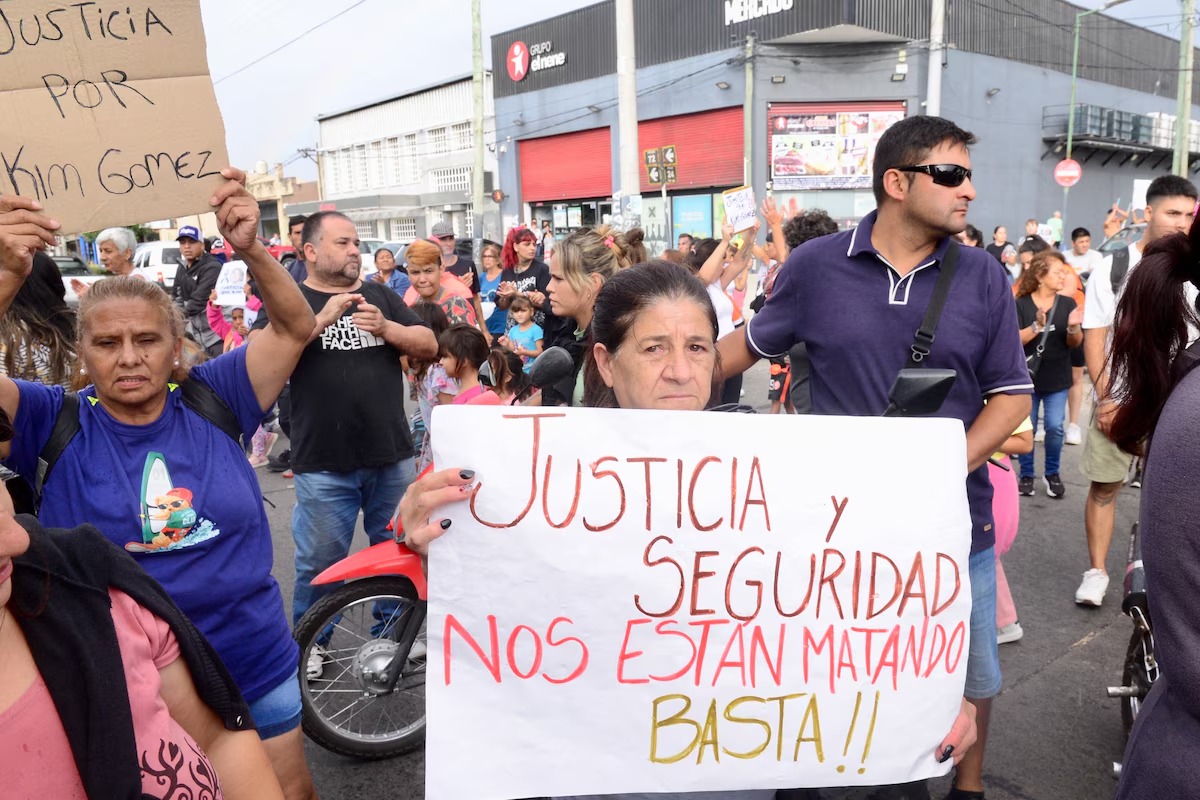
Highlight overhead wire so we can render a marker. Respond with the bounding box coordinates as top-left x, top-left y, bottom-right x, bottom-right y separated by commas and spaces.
215, 0, 373, 85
